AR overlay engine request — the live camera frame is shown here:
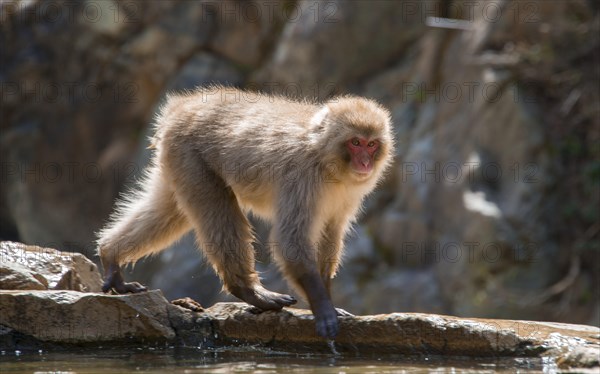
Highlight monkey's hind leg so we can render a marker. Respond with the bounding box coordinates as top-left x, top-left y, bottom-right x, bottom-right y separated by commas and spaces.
173, 167, 296, 311
98, 168, 190, 294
